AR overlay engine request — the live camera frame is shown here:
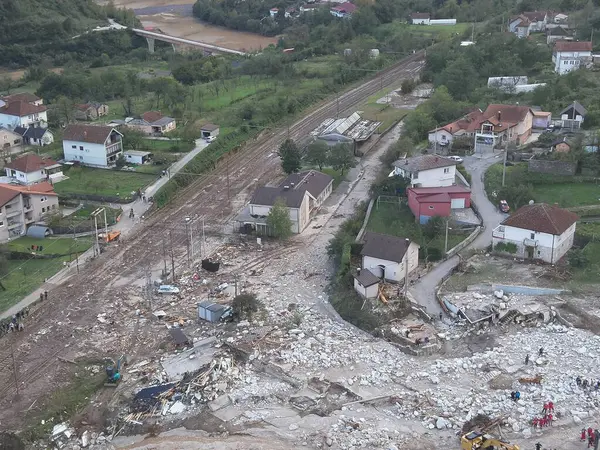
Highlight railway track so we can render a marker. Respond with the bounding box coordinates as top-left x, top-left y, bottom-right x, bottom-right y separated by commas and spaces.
0, 52, 425, 415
